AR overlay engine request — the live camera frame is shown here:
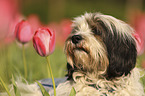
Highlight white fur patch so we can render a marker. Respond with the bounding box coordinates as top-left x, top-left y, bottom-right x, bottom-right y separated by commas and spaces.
55, 68, 144, 96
